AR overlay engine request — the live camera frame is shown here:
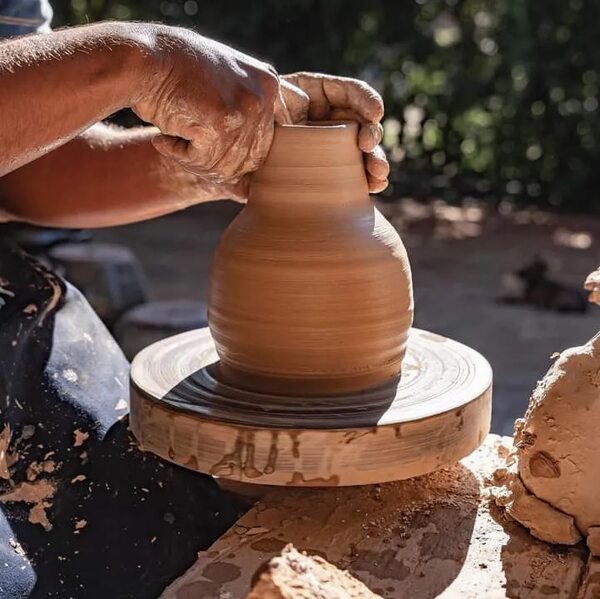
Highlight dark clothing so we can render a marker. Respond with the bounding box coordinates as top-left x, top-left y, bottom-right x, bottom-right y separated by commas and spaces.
1, 6, 245, 596
0, 243, 246, 598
